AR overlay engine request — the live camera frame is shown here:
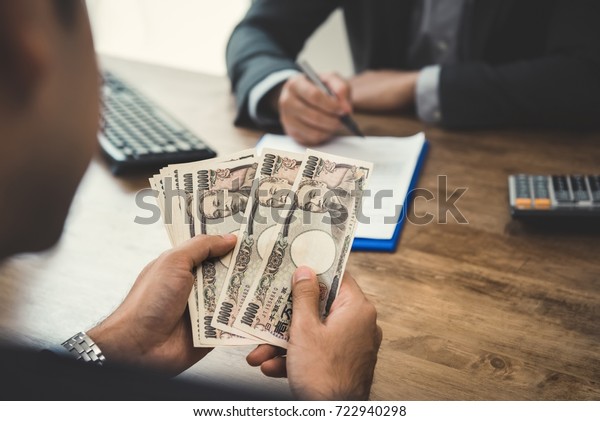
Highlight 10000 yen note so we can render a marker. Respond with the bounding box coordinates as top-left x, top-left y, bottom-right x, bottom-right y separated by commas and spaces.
212, 149, 304, 337
192, 156, 263, 346
234, 150, 372, 348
